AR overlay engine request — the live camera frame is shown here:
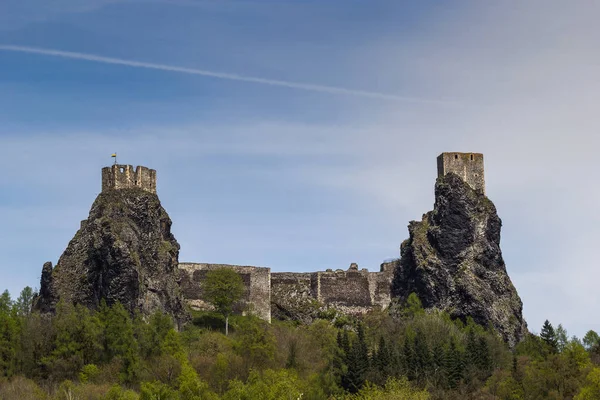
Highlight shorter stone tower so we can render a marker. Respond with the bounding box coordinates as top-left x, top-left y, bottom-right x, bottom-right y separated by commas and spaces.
102, 165, 157, 194
437, 152, 485, 193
